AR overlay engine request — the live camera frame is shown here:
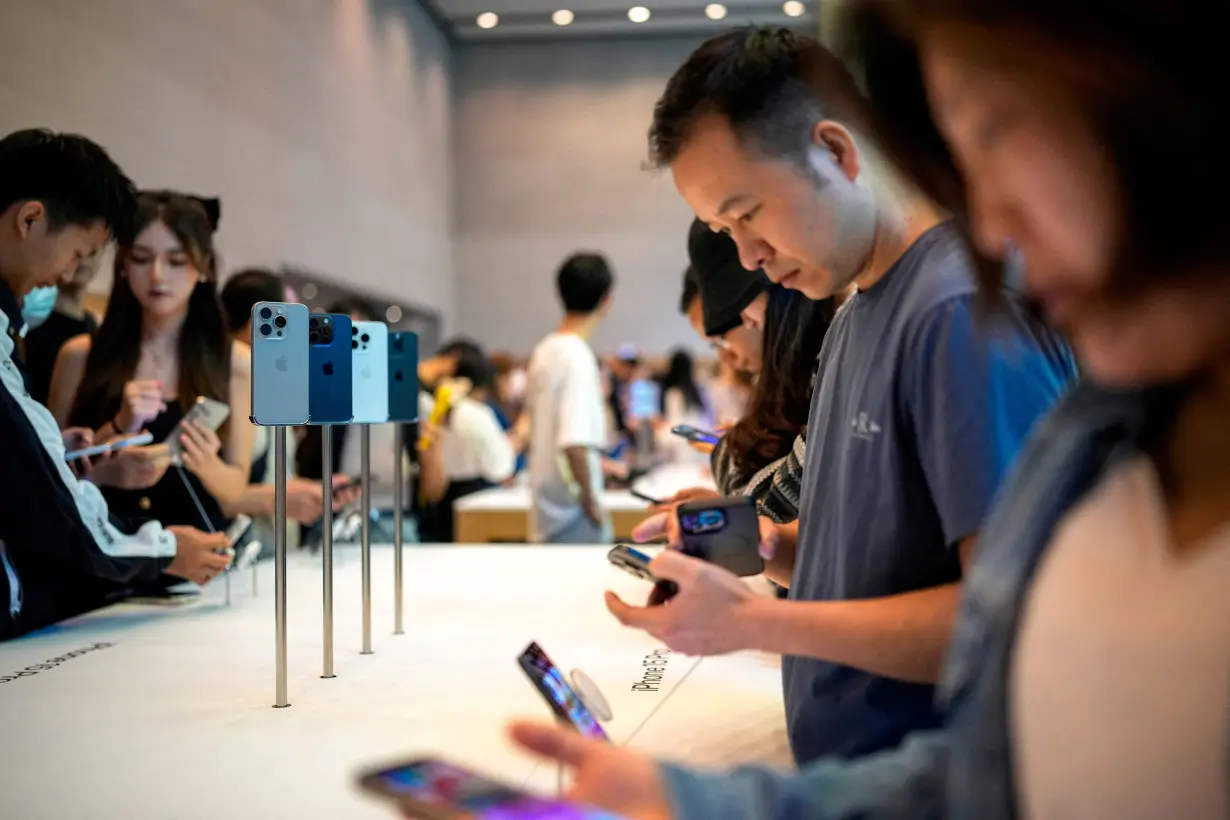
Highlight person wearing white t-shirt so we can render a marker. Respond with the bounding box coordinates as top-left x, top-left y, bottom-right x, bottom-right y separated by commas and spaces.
526, 253, 615, 544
